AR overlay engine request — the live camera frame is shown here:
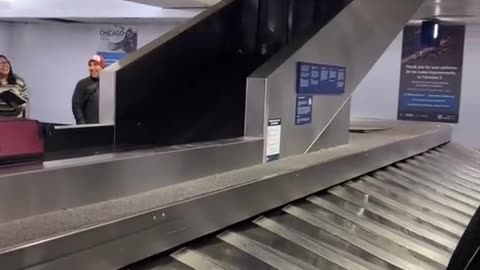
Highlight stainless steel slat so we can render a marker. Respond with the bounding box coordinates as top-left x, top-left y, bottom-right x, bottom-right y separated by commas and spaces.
284, 204, 427, 270
444, 143, 480, 158
218, 231, 307, 270
254, 217, 370, 270
398, 163, 480, 203
355, 178, 469, 228
328, 185, 459, 251
134, 144, 480, 270
424, 151, 480, 179
129, 257, 195, 270
307, 195, 448, 268
408, 159, 480, 193
266, 213, 399, 270
362, 176, 471, 225
347, 180, 466, 237
375, 170, 476, 216
173, 239, 277, 270
407, 158, 480, 193
386, 166, 480, 208
430, 153, 480, 185
416, 155, 480, 186
237, 221, 348, 270
171, 248, 230, 270
436, 147, 480, 171
442, 144, 480, 162
318, 191, 458, 252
